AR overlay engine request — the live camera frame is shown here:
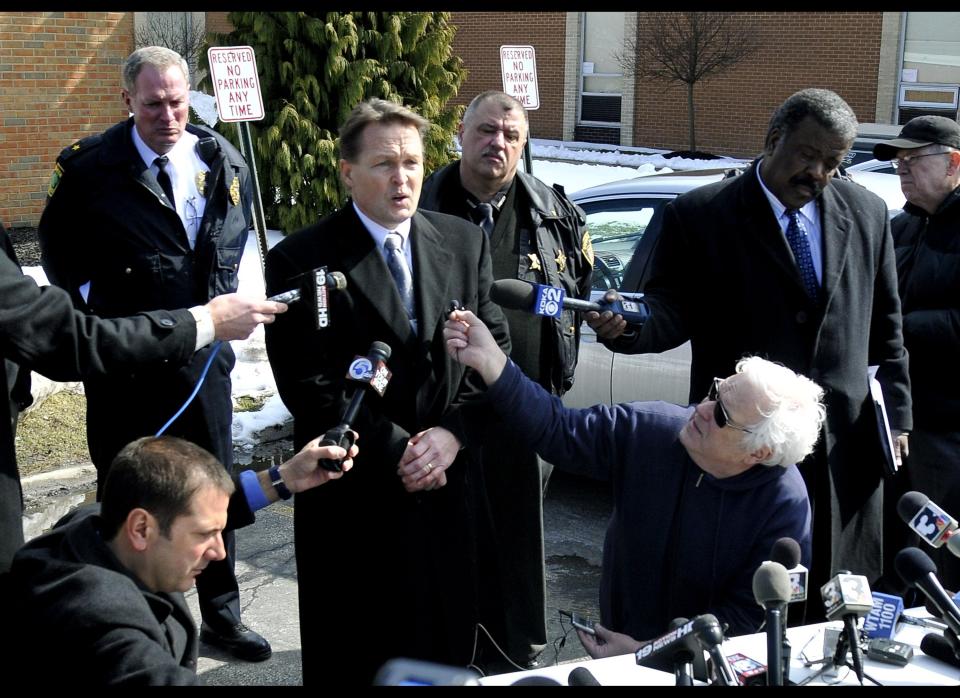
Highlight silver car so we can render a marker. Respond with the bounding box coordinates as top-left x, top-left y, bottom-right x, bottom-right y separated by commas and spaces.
563, 167, 905, 409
